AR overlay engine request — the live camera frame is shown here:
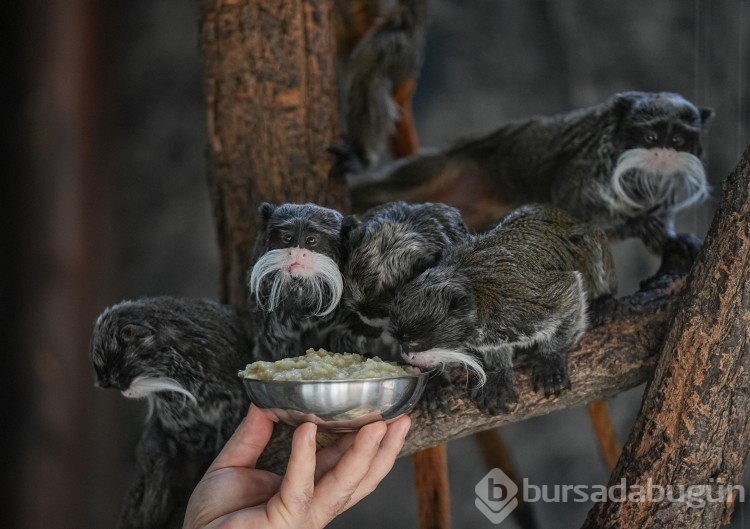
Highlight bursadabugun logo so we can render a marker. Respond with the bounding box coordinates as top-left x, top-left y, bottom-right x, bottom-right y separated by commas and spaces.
475, 468, 745, 525
475, 468, 519, 524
